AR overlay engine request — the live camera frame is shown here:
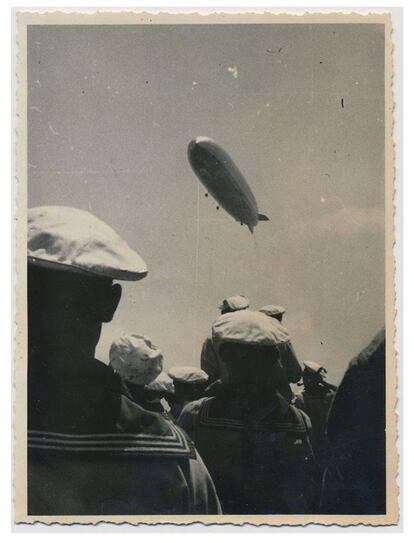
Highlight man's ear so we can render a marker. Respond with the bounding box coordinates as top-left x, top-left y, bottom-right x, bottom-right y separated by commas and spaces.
101, 283, 122, 322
